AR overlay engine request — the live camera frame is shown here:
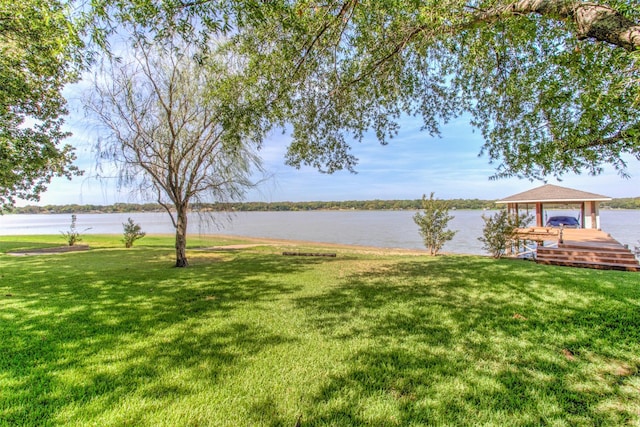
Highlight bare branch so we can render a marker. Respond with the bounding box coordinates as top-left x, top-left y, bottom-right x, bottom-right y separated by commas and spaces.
85, 33, 263, 266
